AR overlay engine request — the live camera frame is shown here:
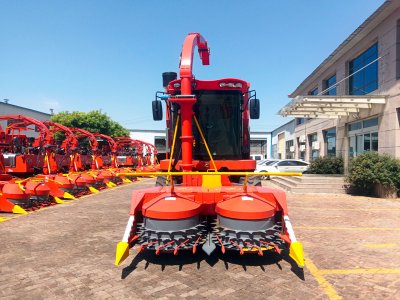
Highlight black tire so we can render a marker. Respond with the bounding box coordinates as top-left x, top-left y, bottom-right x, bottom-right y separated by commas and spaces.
156, 175, 169, 186
239, 176, 262, 186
